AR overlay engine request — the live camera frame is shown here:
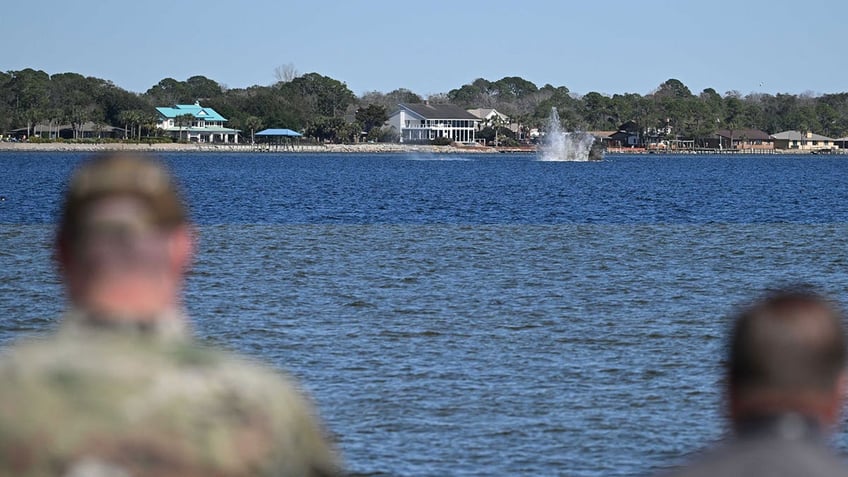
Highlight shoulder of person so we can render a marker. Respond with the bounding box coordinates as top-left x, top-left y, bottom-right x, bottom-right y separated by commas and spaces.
0, 334, 343, 476
661, 437, 848, 477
